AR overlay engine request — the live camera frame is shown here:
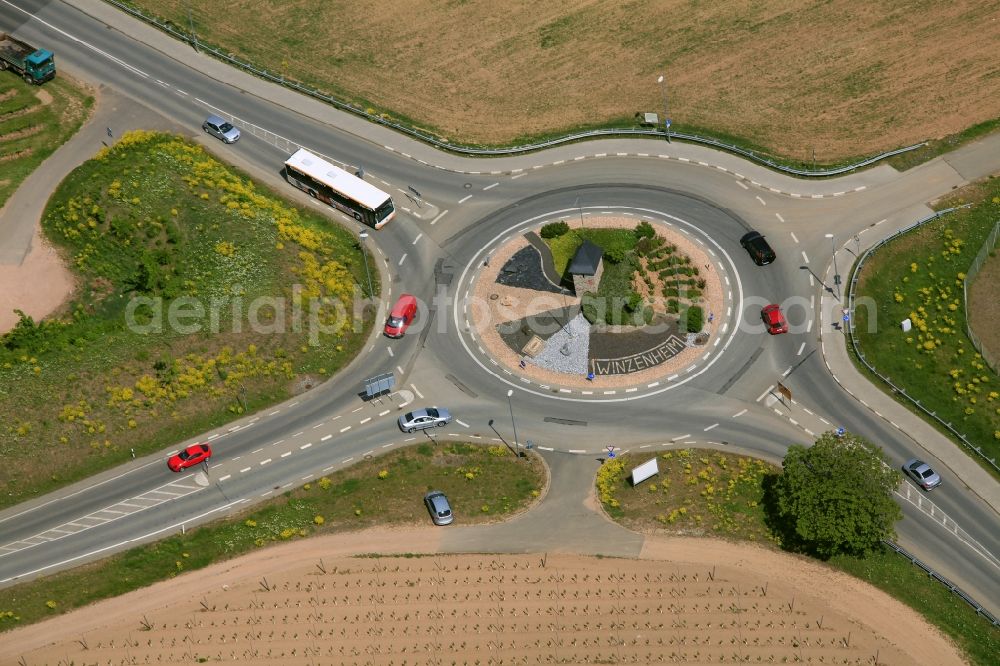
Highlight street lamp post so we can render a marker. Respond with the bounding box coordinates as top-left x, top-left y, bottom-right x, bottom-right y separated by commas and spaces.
657, 74, 671, 143
358, 231, 374, 300
825, 233, 840, 301
506, 389, 520, 459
